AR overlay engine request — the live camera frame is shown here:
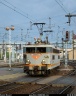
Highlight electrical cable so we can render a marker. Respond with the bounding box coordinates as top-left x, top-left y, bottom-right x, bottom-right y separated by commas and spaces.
3, 0, 30, 18
55, 0, 68, 13
0, 1, 34, 22
71, 10, 76, 14
55, 0, 76, 26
